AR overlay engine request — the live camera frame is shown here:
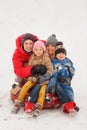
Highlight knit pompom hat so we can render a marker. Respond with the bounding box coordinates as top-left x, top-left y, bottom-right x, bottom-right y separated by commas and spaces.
46, 34, 58, 46
21, 33, 38, 45
33, 40, 46, 52
56, 41, 64, 49
55, 48, 67, 56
